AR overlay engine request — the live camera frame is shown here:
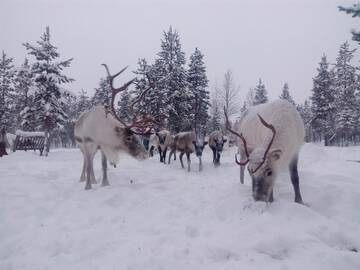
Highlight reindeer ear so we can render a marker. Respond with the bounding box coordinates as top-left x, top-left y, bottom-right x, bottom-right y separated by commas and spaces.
204, 141, 208, 146
269, 149, 282, 161
223, 139, 227, 143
